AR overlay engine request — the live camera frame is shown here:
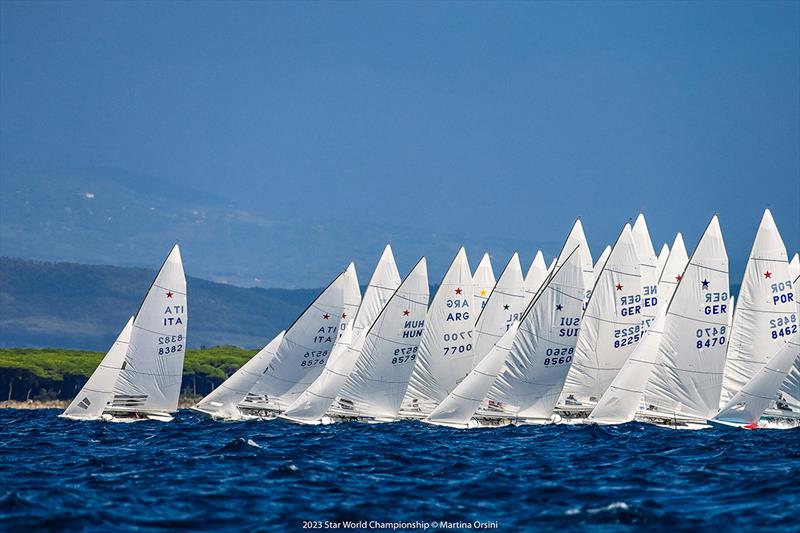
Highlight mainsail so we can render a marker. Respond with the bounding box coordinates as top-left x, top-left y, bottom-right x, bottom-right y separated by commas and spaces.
642, 217, 730, 422
558, 219, 594, 307
403, 248, 475, 416
473, 253, 496, 315
779, 253, 800, 410
632, 214, 660, 333
62, 317, 134, 419
471, 253, 525, 367
720, 209, 796, 406
589, 233, 689, 424
523, 250, 548, 308
560, 224, 642, 406
191, 331, 285, 420
656, 243, 671, 280
333, 258, 430, 420
593, 245, 611, 281
243, 264, 361, 412
715, 333, 800, 427
111, 244, 187, 414
425, 322, 520, 428
280, 246, 403, 423
485, 245, 587, 422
